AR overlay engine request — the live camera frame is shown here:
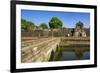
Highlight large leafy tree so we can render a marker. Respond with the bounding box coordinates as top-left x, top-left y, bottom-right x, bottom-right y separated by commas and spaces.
49, 17, 63, 29
49, 17, 63, 37
21, 19, 35, 31
40, 23, 48, 29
